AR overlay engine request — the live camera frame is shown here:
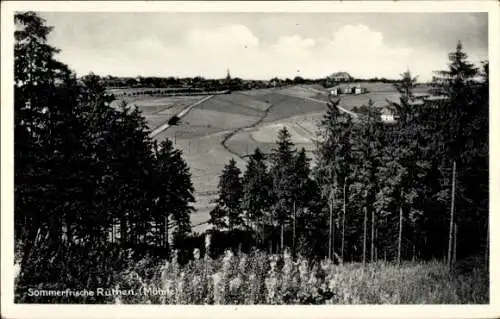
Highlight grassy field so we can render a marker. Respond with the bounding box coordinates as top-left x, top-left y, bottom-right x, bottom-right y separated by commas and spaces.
158, 132, 247, 230
320, 82, 433, 109
125, 84, 432, 232
111, 95, 206, 130
115, 250, 489, 304
225, 110, 323, 159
